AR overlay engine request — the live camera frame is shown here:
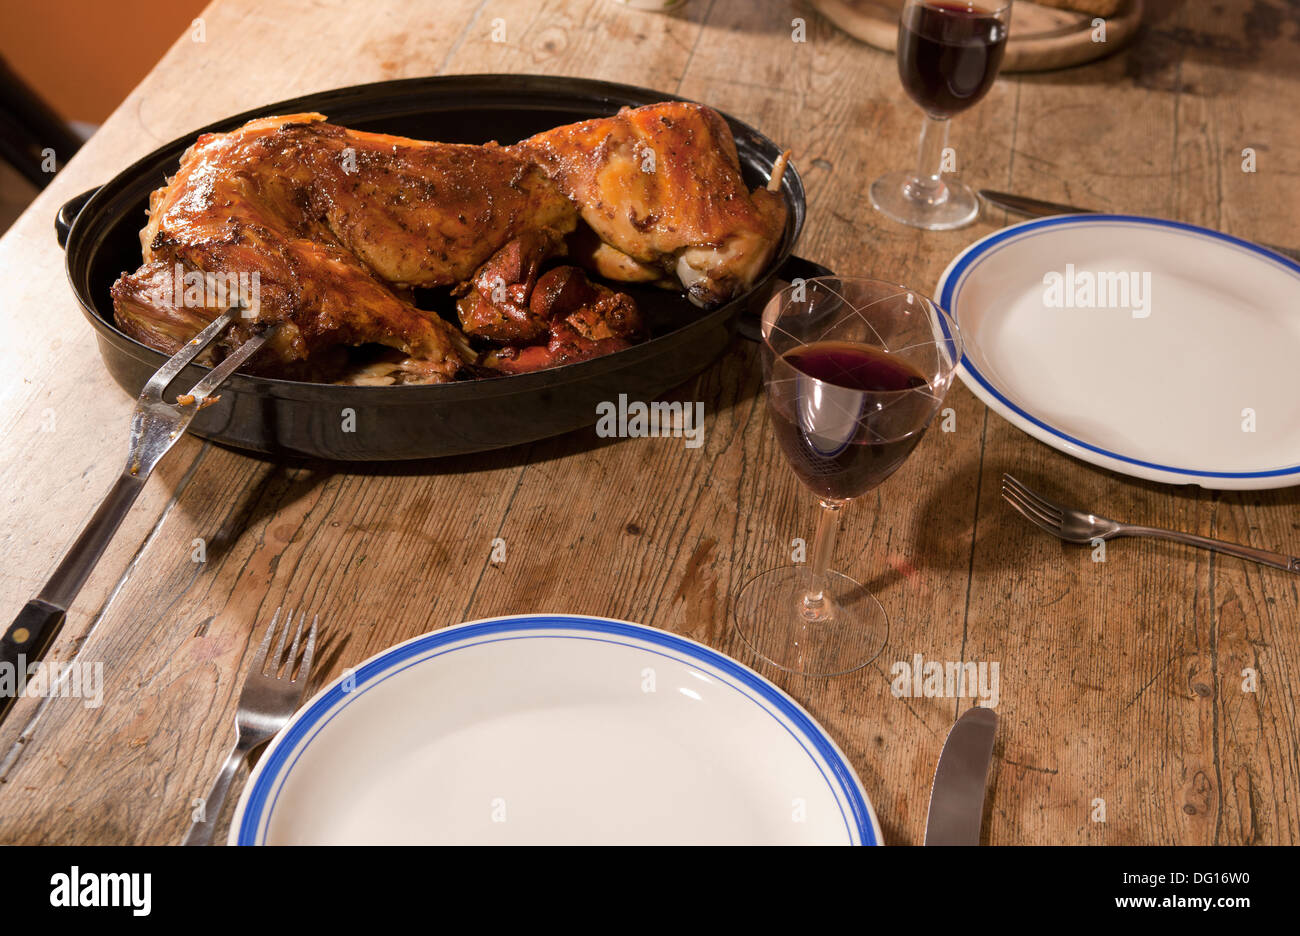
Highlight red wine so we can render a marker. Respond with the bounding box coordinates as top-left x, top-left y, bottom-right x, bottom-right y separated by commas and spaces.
782, 342, 929, 393
898, 2, 1008, 118
769, 341, 932, 500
